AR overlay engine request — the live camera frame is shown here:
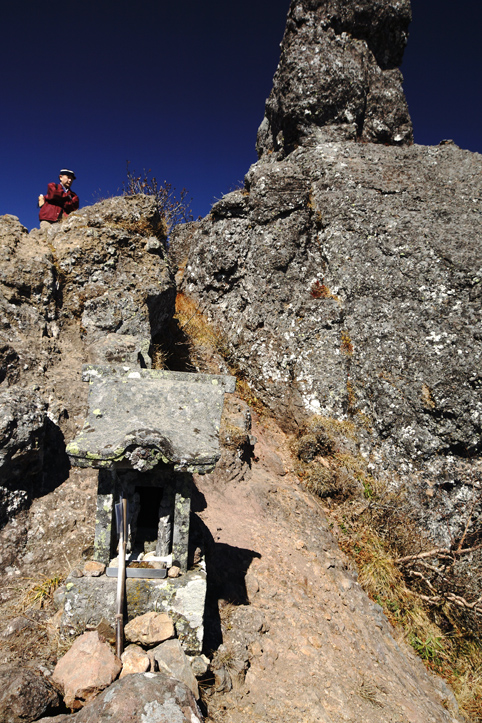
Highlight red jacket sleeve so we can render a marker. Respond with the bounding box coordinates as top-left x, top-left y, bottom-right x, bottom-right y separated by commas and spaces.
63, 191, 79, 214
45, 183, 79, 214
45, 183, 64, 204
